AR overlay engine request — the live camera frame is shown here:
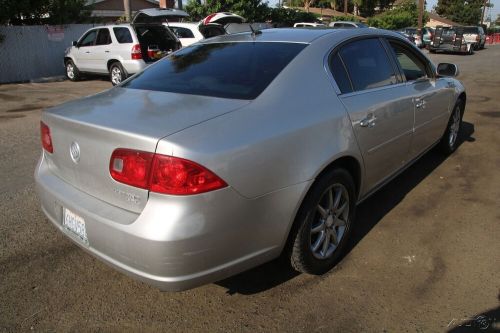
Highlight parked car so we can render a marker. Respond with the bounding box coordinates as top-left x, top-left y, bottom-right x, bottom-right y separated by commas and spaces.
429, 26, 474, 54
166, 12, 245, 47
64, 8, 185, 85
294, 22, 326, 27
397, 27, 422, 47
37, 28, 466, 291
421, 27, 434, 48
329, 21, 368, 28
463, 25, 486, 50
